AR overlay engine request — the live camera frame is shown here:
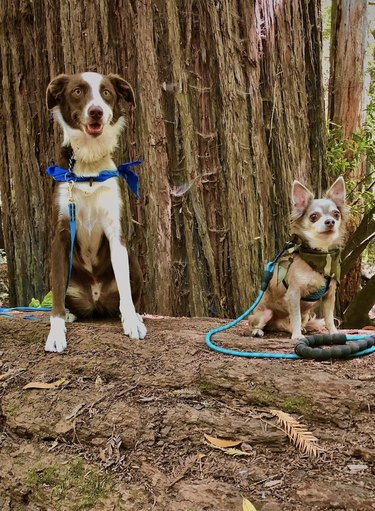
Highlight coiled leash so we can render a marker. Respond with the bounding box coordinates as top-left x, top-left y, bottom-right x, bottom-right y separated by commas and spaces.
205, 242, 375, 360
0, 158, 142, 322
